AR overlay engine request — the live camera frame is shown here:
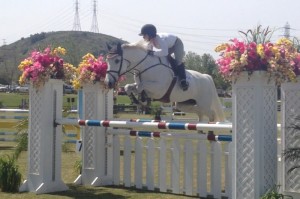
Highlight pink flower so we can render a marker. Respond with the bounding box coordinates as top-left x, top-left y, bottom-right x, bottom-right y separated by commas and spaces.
18, 46, 71, 88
